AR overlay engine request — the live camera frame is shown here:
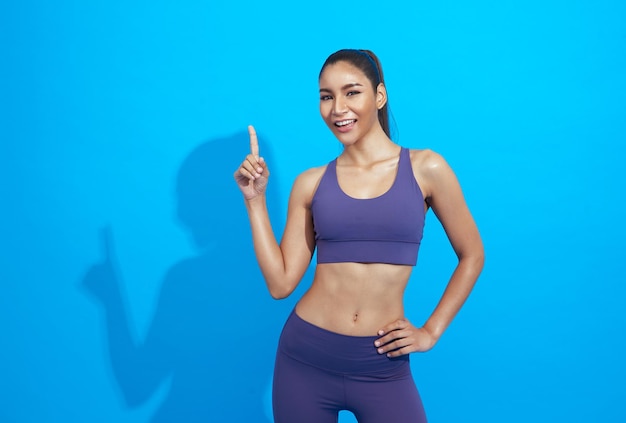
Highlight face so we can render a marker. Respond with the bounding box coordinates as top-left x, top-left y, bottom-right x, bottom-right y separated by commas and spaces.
318, 61, 387, 145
